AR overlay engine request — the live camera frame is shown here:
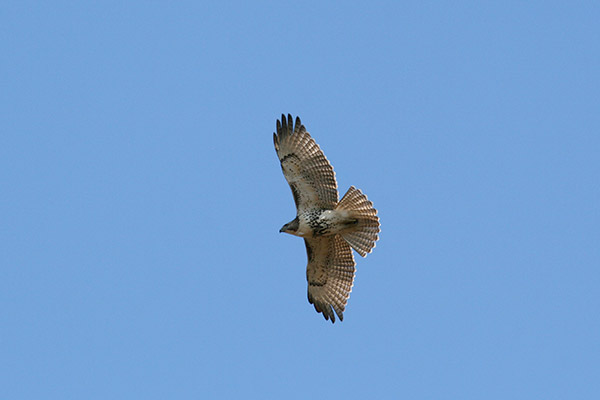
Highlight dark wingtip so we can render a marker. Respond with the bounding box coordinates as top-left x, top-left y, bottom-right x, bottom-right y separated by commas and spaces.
280, 114, 286, 133
321, 308, 335, 323
321, 304, 337, 323
276, 114, 304, 137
